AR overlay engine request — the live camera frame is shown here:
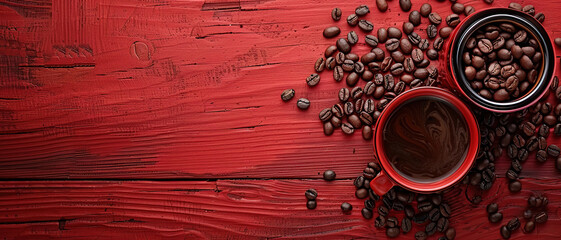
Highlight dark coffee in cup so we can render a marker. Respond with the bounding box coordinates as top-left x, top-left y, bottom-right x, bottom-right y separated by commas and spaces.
382, 96, 469, 182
